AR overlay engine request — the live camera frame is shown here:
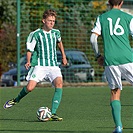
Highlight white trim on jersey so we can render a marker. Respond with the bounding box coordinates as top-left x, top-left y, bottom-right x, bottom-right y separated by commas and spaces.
38, 58, 40, 66
90, 33, 100, 57
91, 16, 101, 35
50, 31, 54, 66
26, 29, 40, 52
58, 37, 61, 42
130, 18, 133, 37
53, 32, 57, 66
39, 32, 45, 66
27, 39, 36, 52
44, 31, 50, 65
